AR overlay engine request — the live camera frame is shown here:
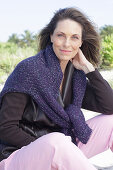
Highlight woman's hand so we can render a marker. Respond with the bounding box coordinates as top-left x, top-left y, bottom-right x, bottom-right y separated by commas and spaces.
71, 48, 95, 74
